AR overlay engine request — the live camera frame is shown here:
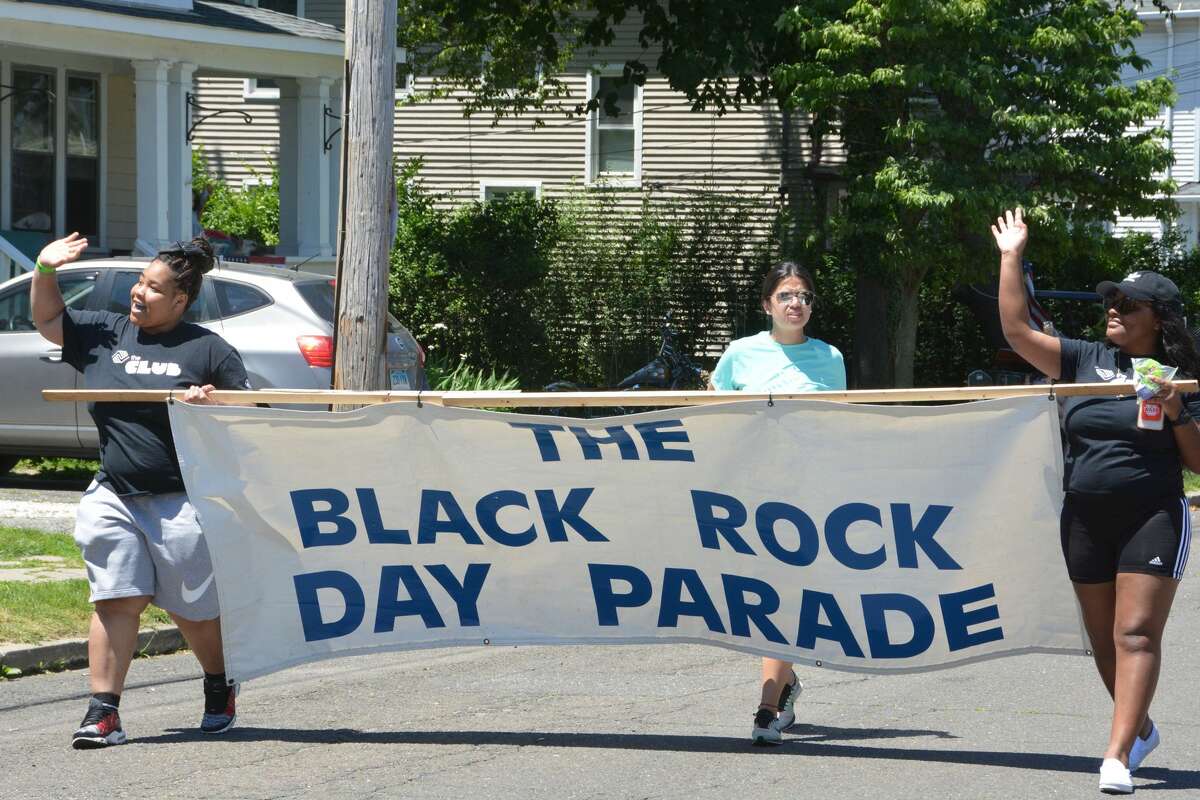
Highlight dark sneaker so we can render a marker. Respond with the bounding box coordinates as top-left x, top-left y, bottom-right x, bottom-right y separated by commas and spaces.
752, 707, 782, 746
200, 679, 238, 734
72, 698, 126, 749
775, 673, 802, 731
